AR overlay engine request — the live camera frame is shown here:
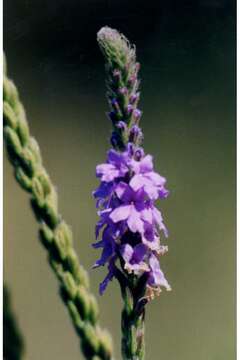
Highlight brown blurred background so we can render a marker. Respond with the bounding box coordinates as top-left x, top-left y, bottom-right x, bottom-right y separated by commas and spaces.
3, 1, 236, 359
